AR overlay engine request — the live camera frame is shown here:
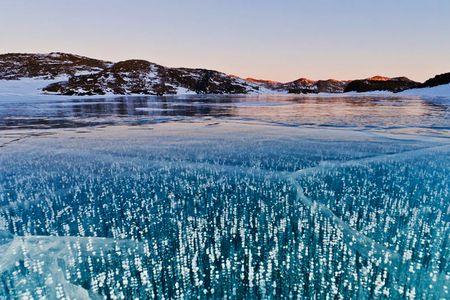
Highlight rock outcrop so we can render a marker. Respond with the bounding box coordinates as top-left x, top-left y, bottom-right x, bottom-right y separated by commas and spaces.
419, 72, 450, 88
0, 52, 110, 80
43, 60, 260, 96
246, 77, 348, 94
344, 76, 419, 93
